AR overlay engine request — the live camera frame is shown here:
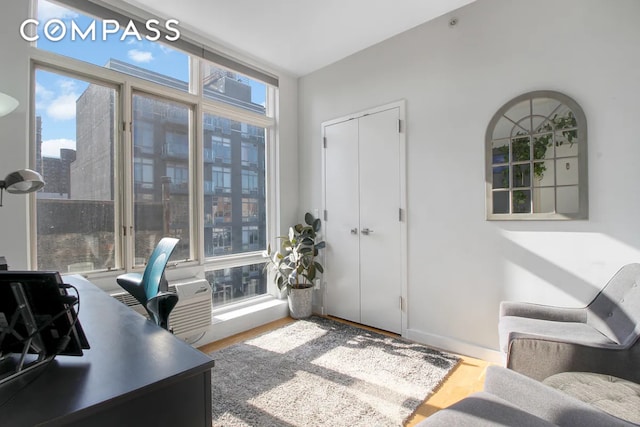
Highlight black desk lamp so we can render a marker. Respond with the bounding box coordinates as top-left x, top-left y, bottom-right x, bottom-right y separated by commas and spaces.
0, 92, 45, 206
